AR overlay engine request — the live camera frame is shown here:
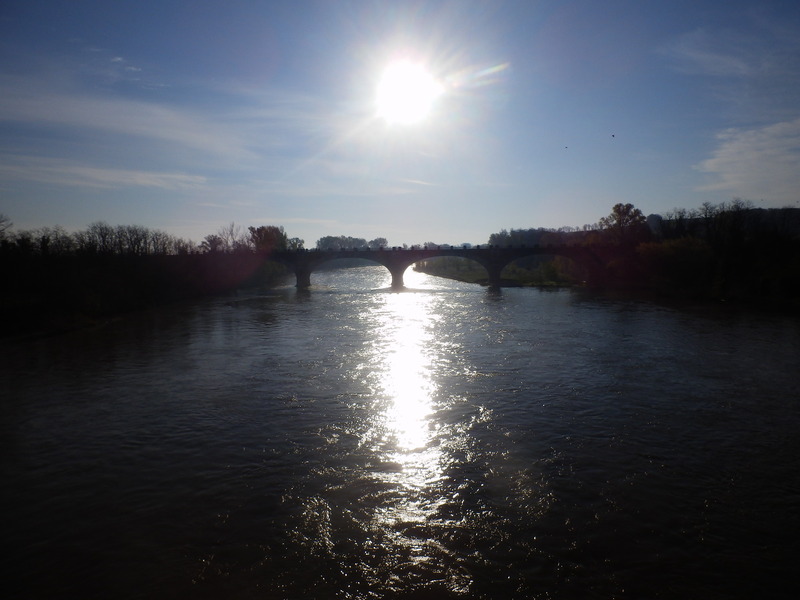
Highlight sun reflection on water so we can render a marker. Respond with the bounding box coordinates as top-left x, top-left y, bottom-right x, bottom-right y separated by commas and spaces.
370, 275, 446, 513
384, 339, 433, 452
343, 268, 474, 593
378, 286, 436, 450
